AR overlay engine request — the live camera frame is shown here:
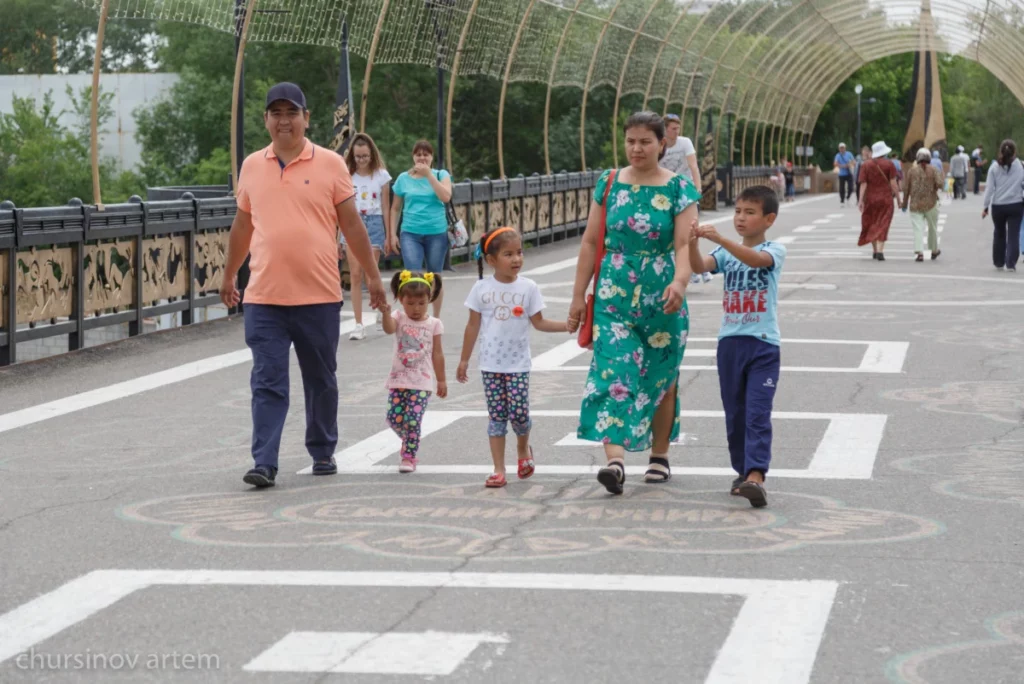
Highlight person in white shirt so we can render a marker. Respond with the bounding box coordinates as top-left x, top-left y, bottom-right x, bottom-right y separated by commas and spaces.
343, 133, 391, 339
457, 226, 568, 488
661, 113, 710, 284
949, 145, 970, 199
